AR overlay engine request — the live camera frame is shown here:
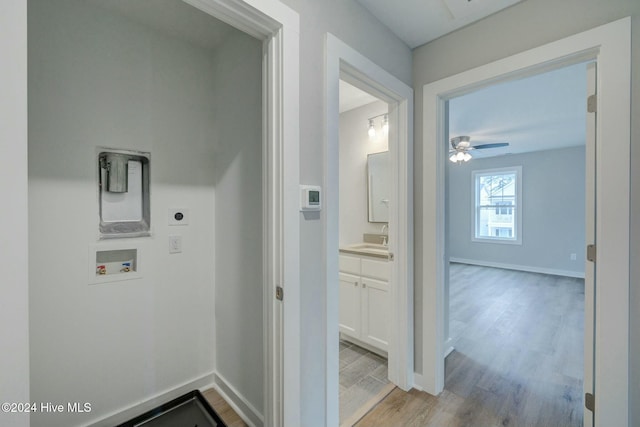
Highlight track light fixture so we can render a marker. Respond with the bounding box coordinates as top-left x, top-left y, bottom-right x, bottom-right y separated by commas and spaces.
367, 113, 389, 140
